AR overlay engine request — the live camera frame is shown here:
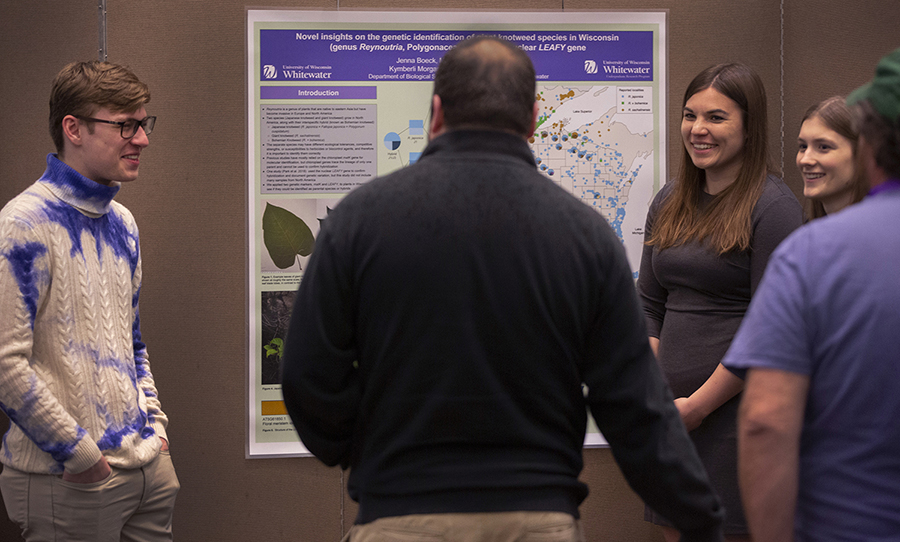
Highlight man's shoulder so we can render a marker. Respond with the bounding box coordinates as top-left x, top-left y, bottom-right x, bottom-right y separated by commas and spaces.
0, 182, 49, 222
802, 192, 900, 247
770, 194, 900, 277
